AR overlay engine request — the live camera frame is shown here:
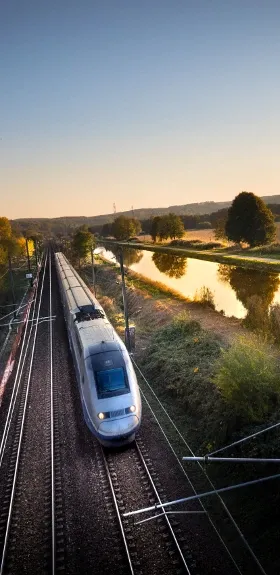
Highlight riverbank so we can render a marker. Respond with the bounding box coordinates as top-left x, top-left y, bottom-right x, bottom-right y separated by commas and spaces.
99, 238, 280, 272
